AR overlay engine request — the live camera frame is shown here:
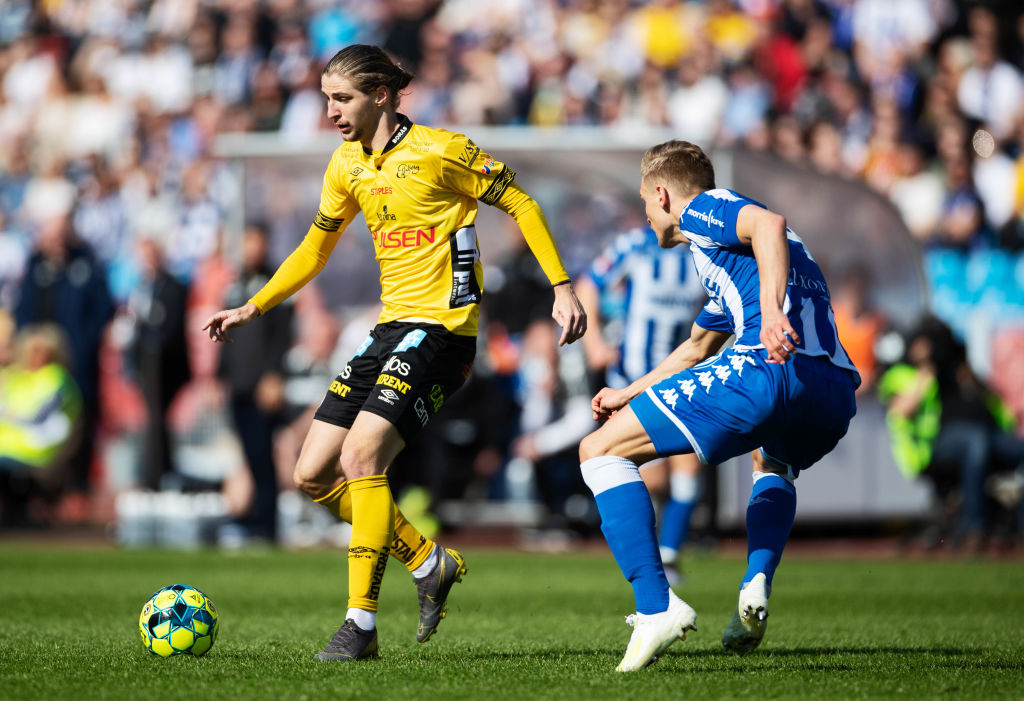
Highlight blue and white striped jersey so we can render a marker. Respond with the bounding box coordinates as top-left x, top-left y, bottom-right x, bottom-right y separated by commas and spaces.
680, 188, 860, 381
588, 228, 705, 384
